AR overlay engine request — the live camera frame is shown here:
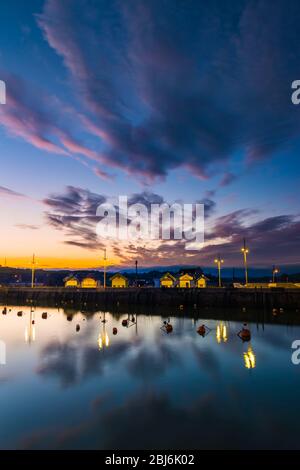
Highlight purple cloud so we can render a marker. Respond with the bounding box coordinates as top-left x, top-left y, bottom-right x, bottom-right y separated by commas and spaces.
0, 186, 26, 199
34, 0, 300, 183
42, 185, 300, 266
